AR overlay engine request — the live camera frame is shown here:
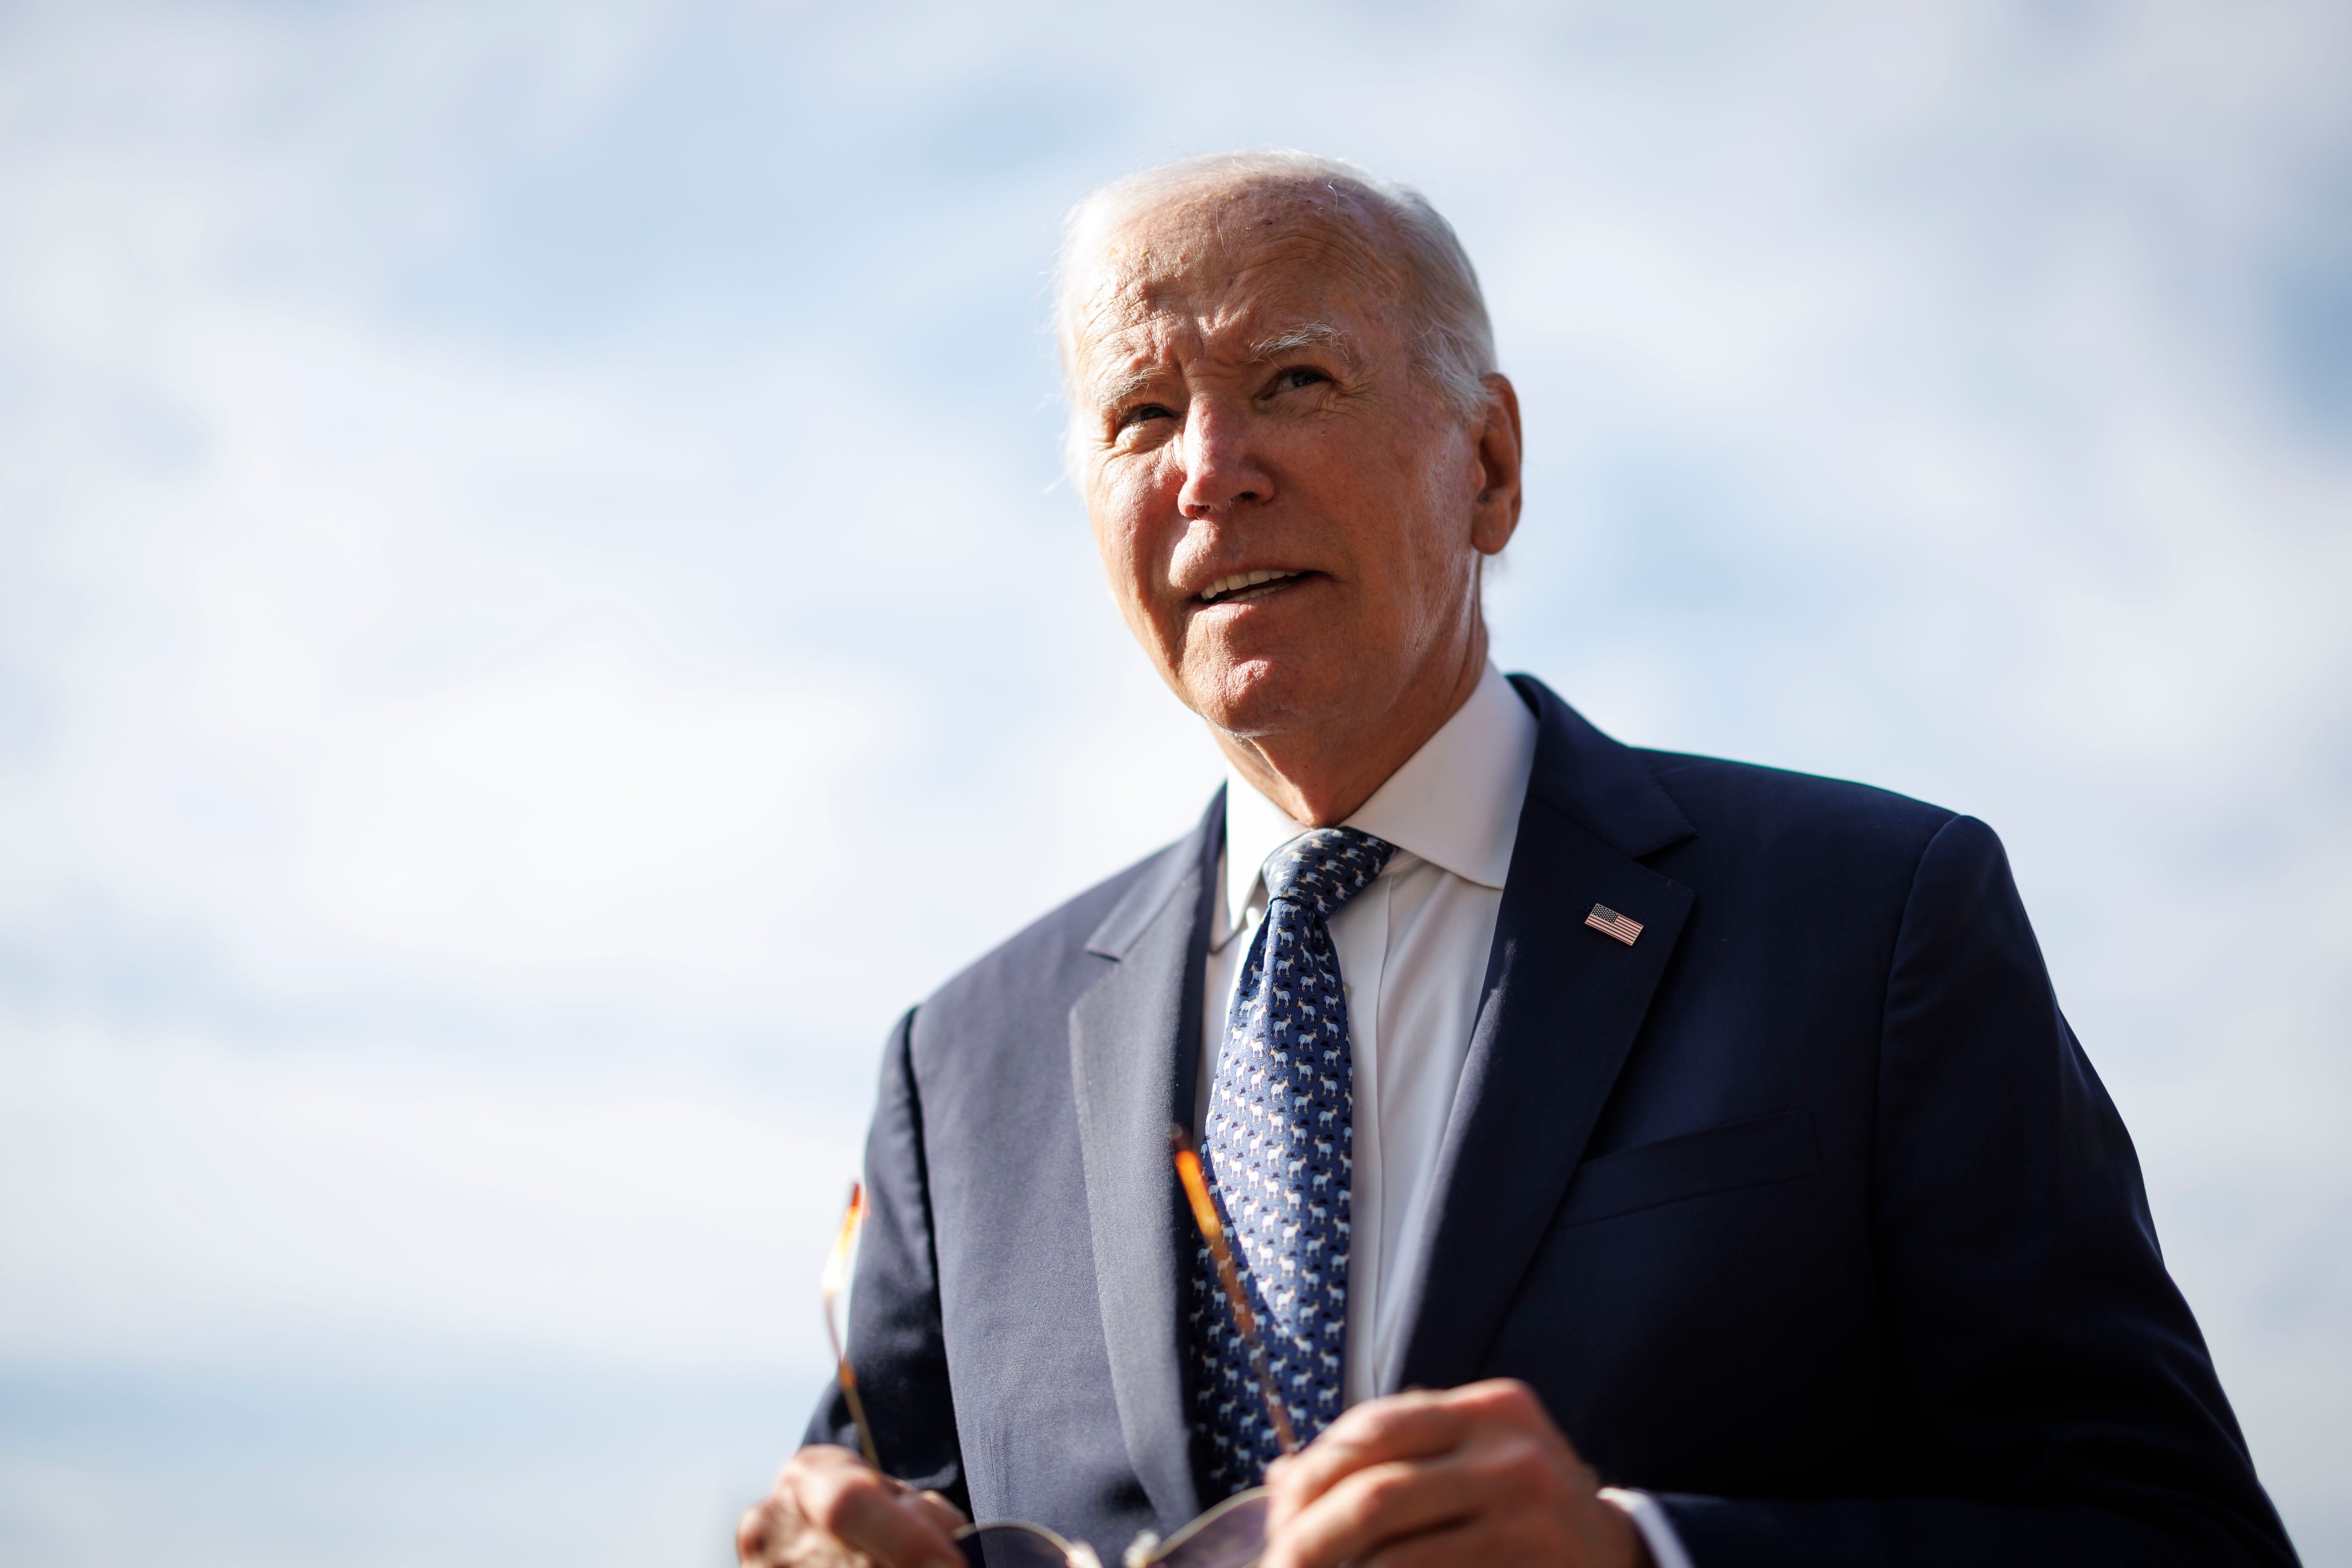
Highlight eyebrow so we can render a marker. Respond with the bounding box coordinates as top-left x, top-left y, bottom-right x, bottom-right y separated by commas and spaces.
1081, 321, 1364, 414
1249, 321, 1360, 364
1085, 364, 1160, 413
